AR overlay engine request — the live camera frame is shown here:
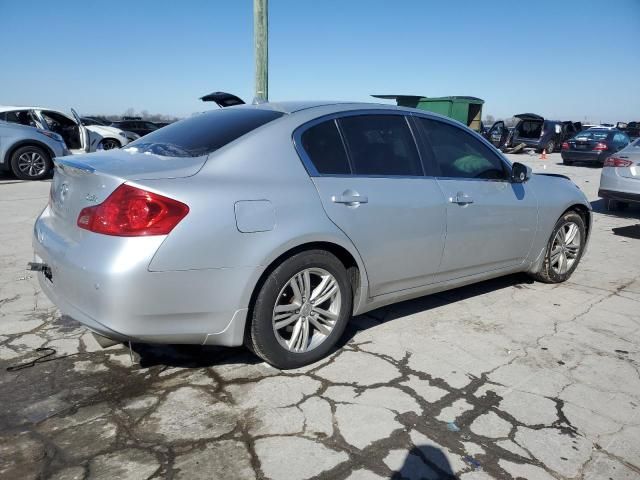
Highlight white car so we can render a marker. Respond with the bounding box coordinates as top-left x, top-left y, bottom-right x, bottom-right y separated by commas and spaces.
0, 106, 135, 154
